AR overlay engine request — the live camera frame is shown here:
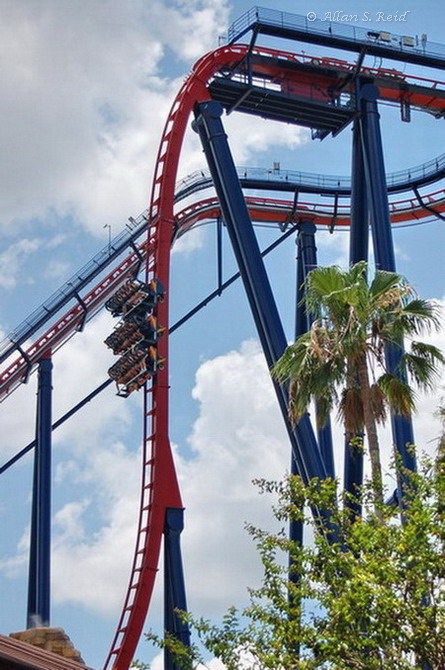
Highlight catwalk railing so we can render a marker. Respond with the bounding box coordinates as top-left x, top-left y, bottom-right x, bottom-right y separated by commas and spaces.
228, 6, 445, 67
